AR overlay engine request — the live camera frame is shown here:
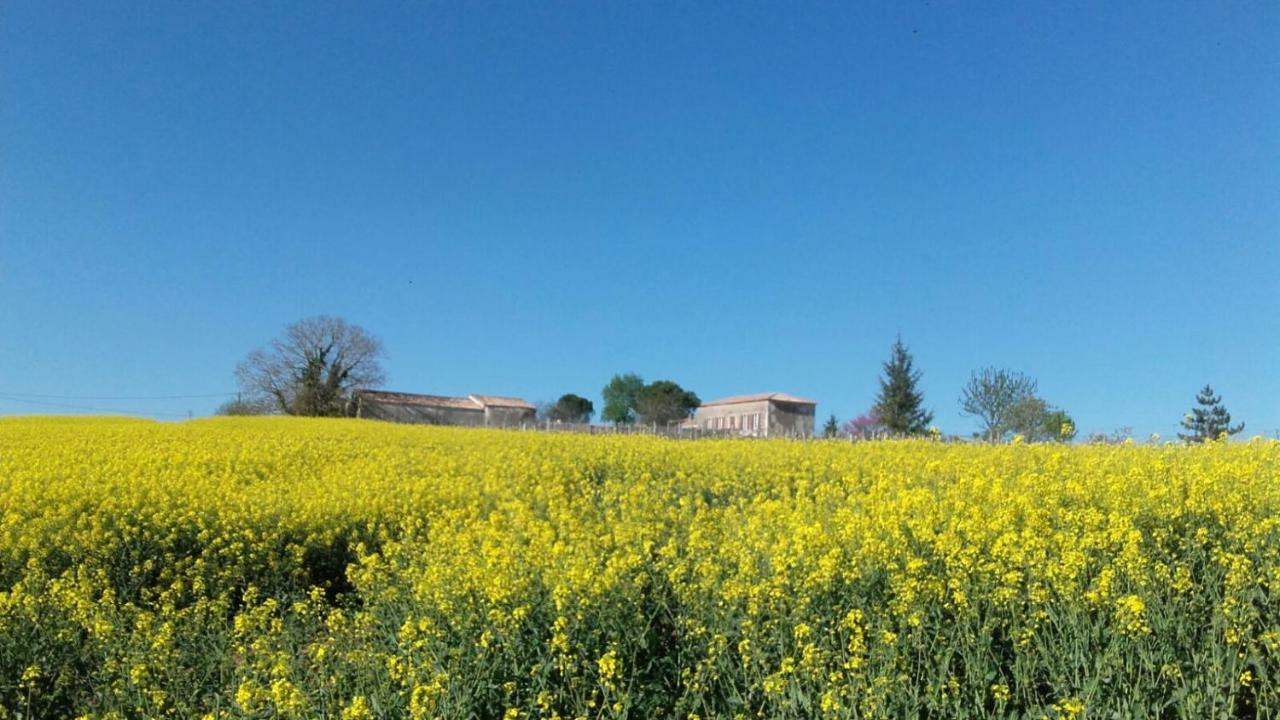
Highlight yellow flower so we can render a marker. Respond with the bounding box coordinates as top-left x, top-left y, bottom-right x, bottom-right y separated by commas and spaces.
1054, 697, 1085, 719
1114, 594, 1151, 638
991, 683, 1011, 703
341, 696, 373, 720
3, 417, 1280, 718
597, 649, 621, 691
